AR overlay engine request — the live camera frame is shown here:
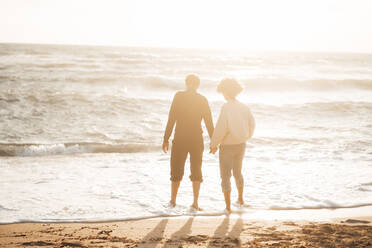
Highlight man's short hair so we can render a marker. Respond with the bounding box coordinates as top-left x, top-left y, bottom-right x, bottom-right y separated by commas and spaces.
185, 74, 200, 88
217, 78, 243, 98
